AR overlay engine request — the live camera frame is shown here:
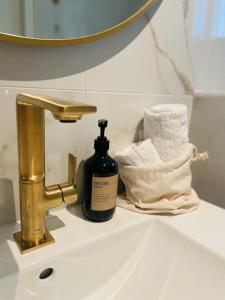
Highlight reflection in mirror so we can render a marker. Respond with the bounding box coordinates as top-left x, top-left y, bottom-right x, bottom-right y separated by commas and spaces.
34, 0, 149, 39
0, 0, 162, 44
